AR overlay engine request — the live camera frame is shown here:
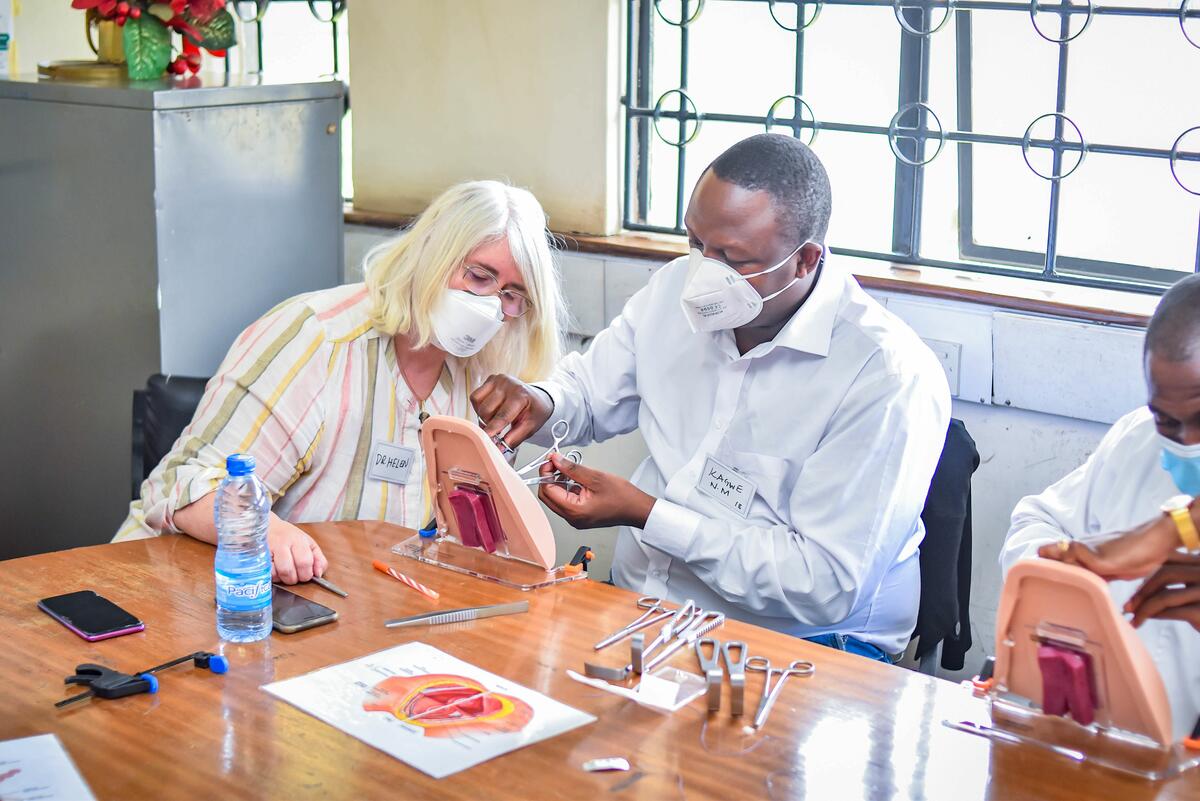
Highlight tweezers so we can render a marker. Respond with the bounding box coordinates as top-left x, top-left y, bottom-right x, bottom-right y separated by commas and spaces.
311, 575, 348, 598
384, 600, 530, 628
